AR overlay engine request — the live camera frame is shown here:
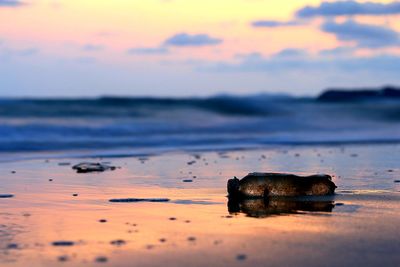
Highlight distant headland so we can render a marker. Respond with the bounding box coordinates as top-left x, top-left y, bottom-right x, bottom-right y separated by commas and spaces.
317, 86, 400, 102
